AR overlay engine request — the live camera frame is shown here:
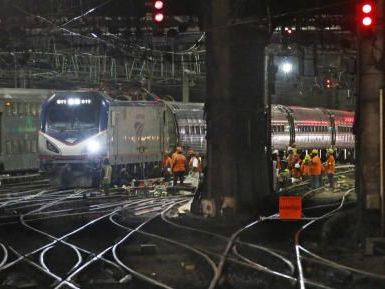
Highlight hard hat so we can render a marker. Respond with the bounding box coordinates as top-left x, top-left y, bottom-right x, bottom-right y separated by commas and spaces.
328, 149, 334, 154
311, 149, 318, 155
287, 146, 293, 152
272, 149, 279, 155
304, 154, 311, 161
294, 163, 301, 169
